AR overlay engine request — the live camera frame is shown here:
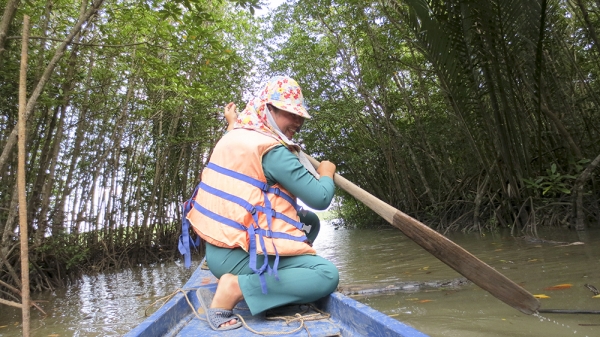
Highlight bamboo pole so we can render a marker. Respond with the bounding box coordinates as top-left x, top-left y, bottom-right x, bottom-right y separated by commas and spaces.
18, 14, 31, 337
